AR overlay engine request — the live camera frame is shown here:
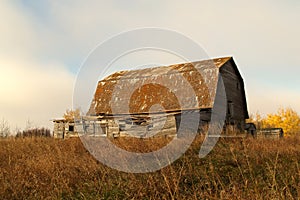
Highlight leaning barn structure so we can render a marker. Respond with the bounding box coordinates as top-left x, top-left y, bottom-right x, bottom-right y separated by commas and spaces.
53, 57, 249, 138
